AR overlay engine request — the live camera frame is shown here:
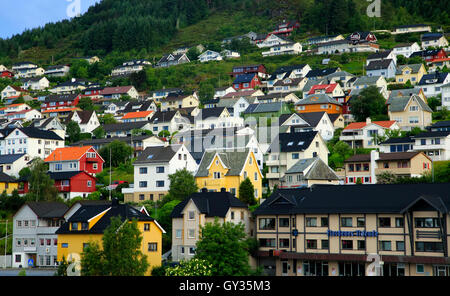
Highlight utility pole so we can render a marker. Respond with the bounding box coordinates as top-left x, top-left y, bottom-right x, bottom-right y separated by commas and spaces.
109, 147, 112, 201
4, 220, 7, 269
